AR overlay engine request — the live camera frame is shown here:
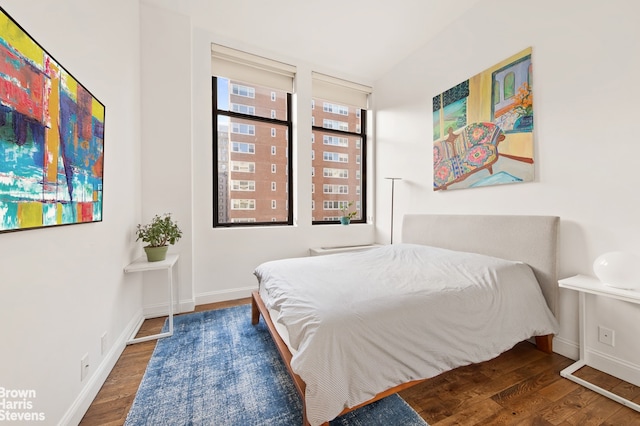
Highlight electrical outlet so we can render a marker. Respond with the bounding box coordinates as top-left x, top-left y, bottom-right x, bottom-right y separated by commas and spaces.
101, 332, 108, 355
598, 326, 615, 346
80, 353, 89, 381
